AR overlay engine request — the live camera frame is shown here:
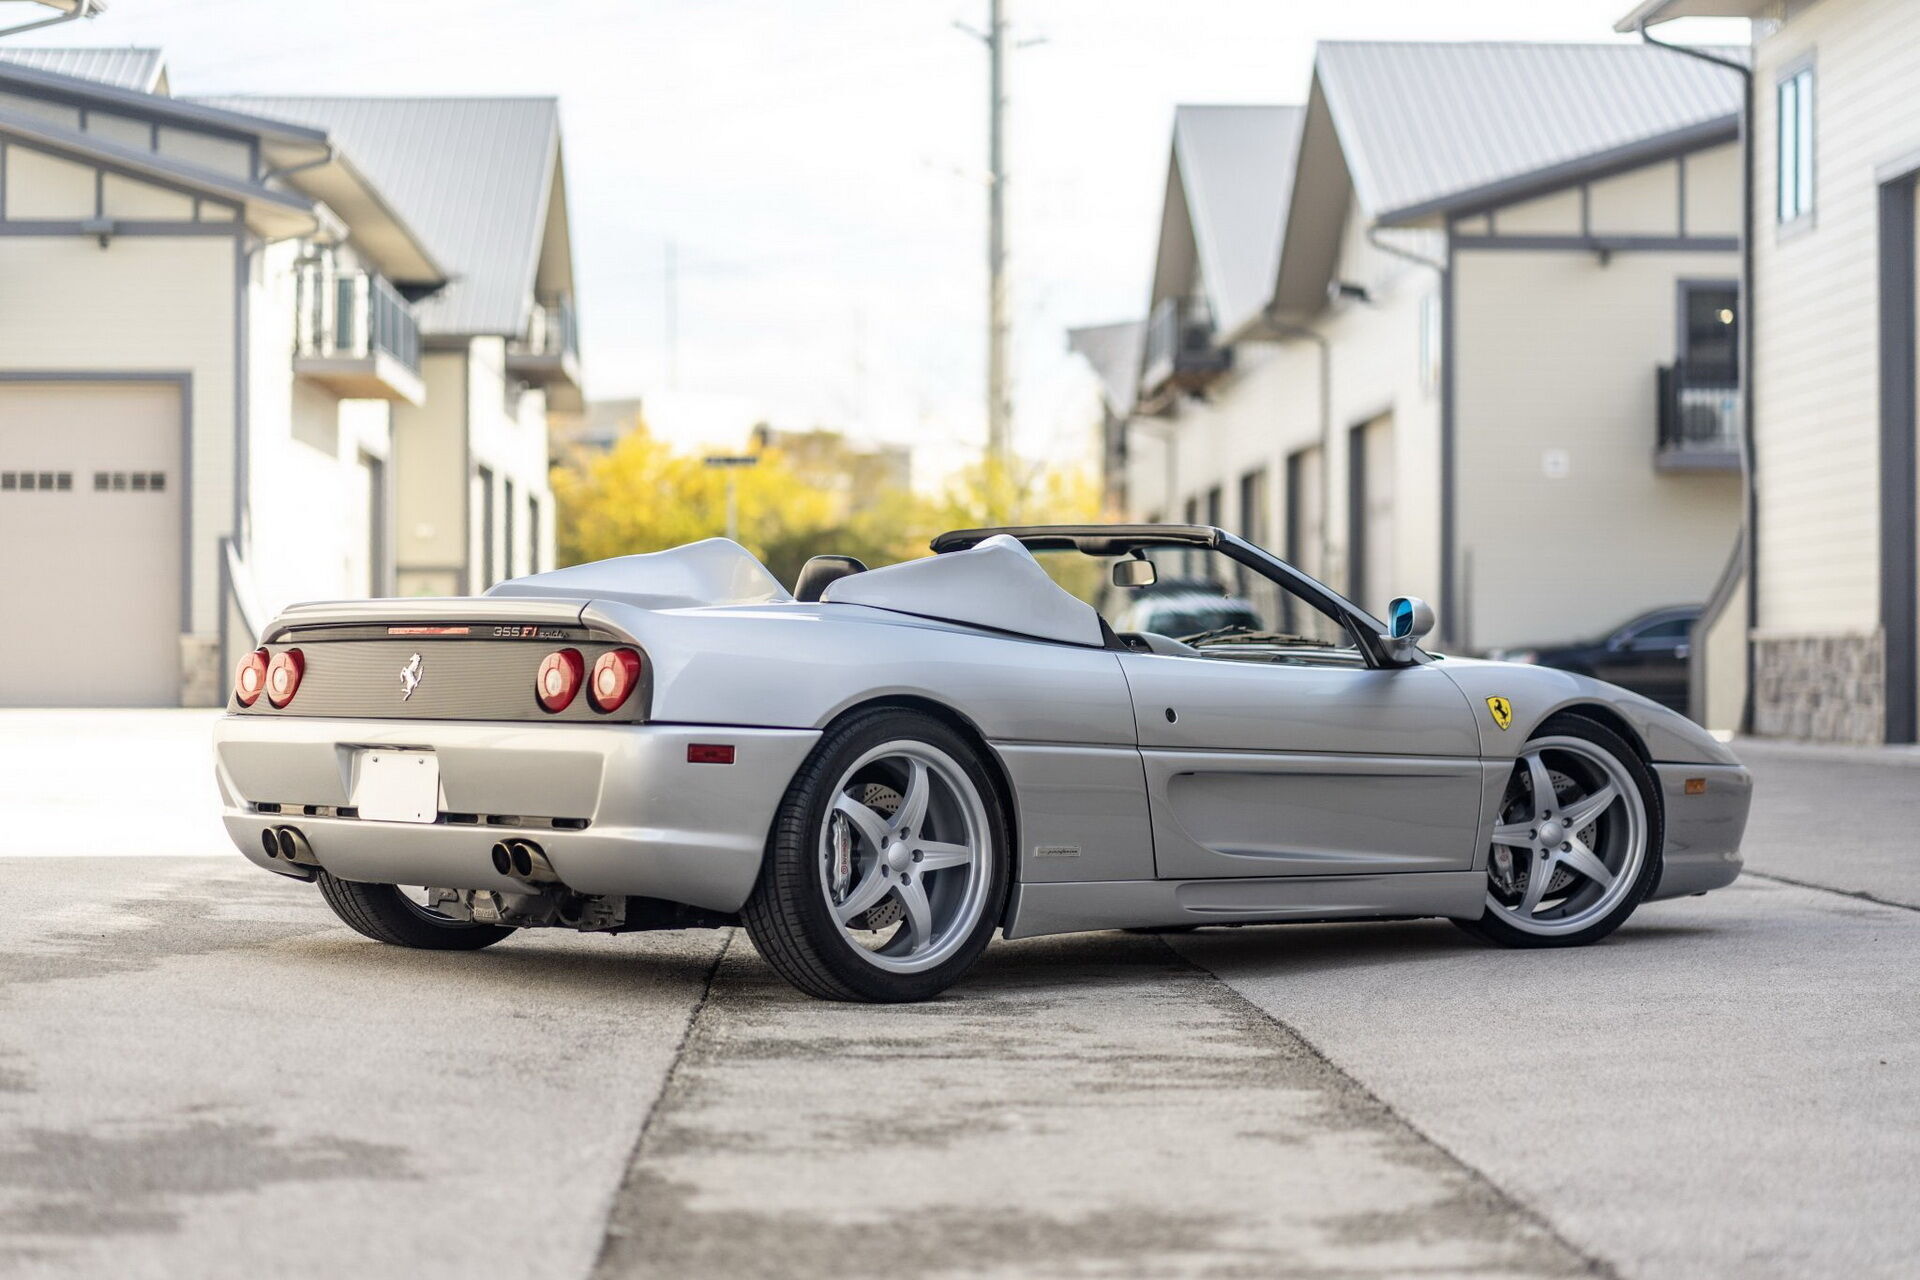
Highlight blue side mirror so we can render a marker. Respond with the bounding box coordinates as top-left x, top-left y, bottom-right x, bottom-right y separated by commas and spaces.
1383, 595, 1435, 661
